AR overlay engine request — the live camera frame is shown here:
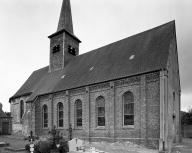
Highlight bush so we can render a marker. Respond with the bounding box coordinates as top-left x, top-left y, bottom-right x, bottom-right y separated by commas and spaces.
37, 141, 52, 153
58, 139, 69, 153
182, 110, 192, 125
25, 138, 69, 153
